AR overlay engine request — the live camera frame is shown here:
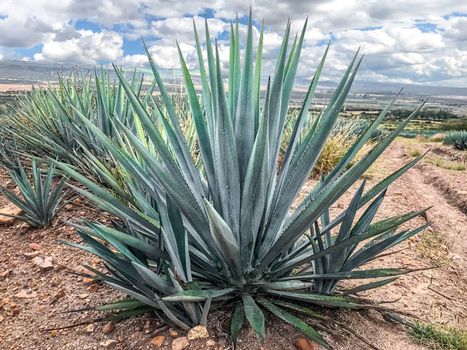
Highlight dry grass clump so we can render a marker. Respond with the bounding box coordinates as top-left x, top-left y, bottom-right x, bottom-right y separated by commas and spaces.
430, 133, 445, 142
425, 155, 466, 171
312, 134, 356, 177
416, 227, 452, 267
409, 322, 467, 350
